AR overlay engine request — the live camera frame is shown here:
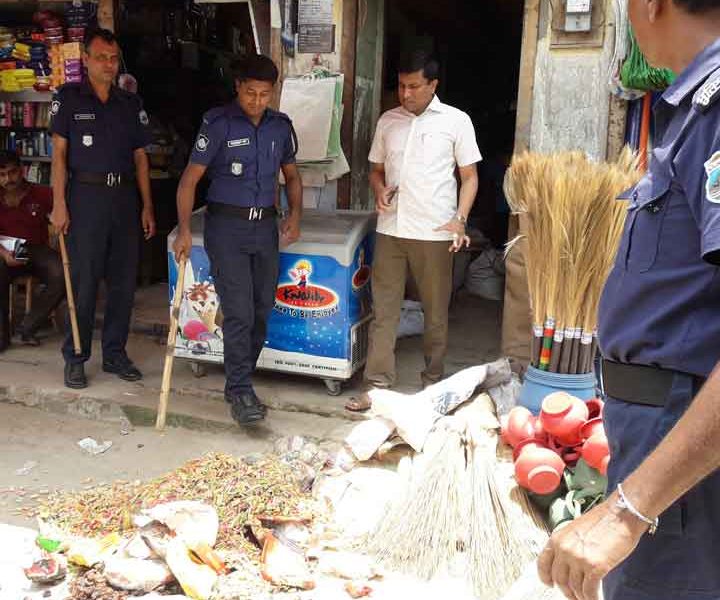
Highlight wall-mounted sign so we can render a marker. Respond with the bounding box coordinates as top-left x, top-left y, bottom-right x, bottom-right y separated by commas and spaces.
297, 0, 334, 53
